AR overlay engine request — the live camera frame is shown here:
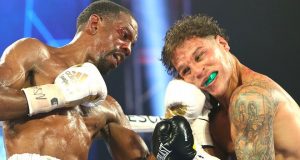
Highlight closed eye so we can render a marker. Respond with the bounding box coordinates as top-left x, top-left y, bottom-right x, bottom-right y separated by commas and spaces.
195, 54, 201, 62
192, 46, 206, 63
181, 67, 190, 77
195, 50, 206, 62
